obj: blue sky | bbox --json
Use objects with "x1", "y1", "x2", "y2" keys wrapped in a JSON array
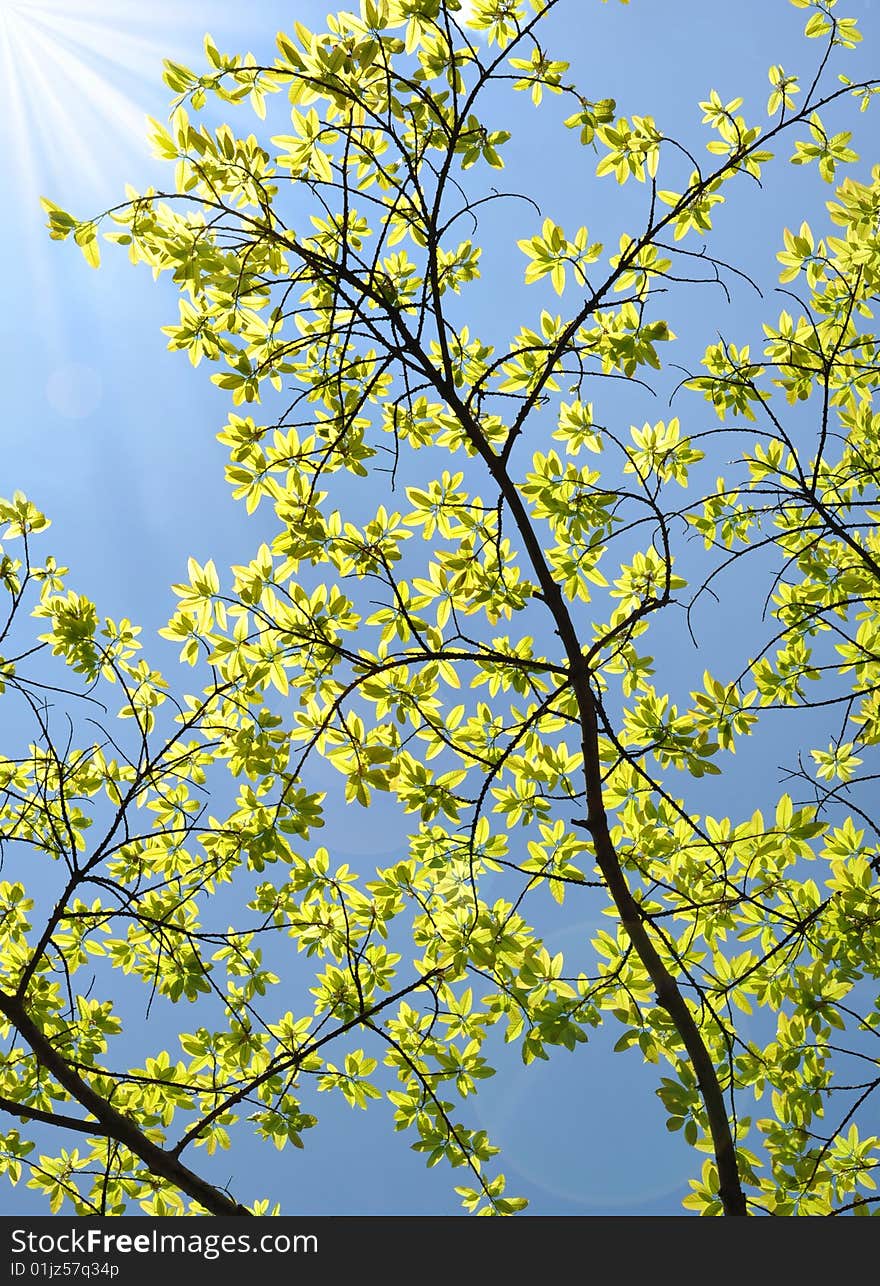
[{"x1": 1, "y1": 0, "x2": 879, "y2": 1217}]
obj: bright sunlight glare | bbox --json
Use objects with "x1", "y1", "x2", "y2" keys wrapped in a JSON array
[
  {"x1": 0, "y1": 0, "x2": 187, "y2": 199},
  {"x1": 0, "y1": 0, "x2": 215, "y2": 343}
]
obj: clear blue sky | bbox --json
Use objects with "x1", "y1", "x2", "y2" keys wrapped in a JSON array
[{"x1": 1, "y1": 0, "x2": 878, "y2": 1216}]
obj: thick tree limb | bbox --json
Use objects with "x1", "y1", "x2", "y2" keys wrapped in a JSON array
[{"x1": 0, "y1": 989, "x2": 251, "y2": 1216}]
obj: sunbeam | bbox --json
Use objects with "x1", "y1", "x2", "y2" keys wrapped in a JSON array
[{"x1": 0, "y1": 0, "x2": 214, "y2": 348}]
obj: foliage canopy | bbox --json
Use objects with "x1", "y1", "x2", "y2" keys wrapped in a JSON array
[{"x1": 2, "y1": 0, "x2": 880, "y2": 1216}]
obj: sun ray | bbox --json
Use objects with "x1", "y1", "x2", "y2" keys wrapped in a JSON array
[
  {"x1": 0, "y1": 0, "x2": 222, "y2": 204},
  {"x1": 0, "y1": 9, "x2": 60, "y2": 345},
  {"x1": 0, "y1": 0, "x2": 218, "y2": 362},
  {"x1": 13, "y1": 2, "x2": 181, "y2": 82},
  {"x1": 17, "y1": 20, "x2": 156, "y2": 170}
]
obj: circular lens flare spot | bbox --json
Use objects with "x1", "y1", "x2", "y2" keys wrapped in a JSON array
[{"x1": 46, "y1": 362, "x2": 102, "y2": 420}]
